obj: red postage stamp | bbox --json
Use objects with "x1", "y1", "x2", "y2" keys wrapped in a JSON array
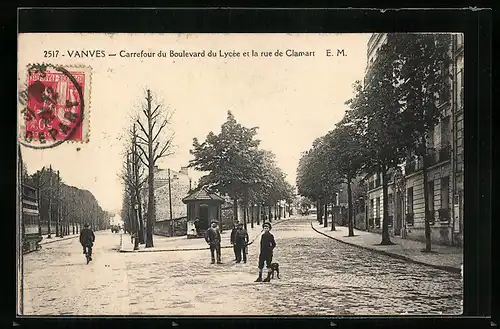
[{"x1": 19, "y1": 64, "x2": 91, "y2": 148}]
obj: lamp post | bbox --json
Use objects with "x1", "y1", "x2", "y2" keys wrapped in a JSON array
[{"x1": 133, "y1": 203, "x2": 140, "y2": 250}]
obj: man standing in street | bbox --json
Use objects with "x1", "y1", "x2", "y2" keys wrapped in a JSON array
[
  {"x1": 230, "y1": 220, "x2": 239, "y2": 261},
  {"x1": 234, "y1": 222, "x2": 249, "y2": 263},
  {"x1": 255, "y1": 222, "x2": 276, "y2": 282},
  {"x1": 205, "y1": 219, "x2": 222, "y2": 264}
]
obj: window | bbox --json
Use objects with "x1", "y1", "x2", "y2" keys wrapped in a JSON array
[
  {"x1": 376, "y1": 197, "x2": 381, "y2": 227},
  {"x1": 456, "y1": 69, "x2": 464, "y2": 110},
  {"x1": 455, "y1": 33, "x2": 464, "y2": 50},
  {"x1": 427, "y1": 127, "x2": 435, "y2": 149},
  {"x1": 370, "y1": 199, "x2": 375, "y2": 227},
  {"x1": 428, "y1": 181, "x2": 435, "y2": 224},
  {"x1": 441, "y1": 176, "x2": 450, "y2": 210},
  {"x1": 439, "y1": 62, "x2": 451, "y2": 103},
  {"x1": 441, "y1": 116, "x2": 451, "y2": 147},
  {"x1": 407, "y1": 187, "x2": 414, "y2": 214}
]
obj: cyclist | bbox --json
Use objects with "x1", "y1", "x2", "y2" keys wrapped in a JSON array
[{"x1": 79, "y1": 223, "x2": 95, "y2": 263}]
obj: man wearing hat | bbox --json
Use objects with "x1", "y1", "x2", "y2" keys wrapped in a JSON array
[
  {"x1": 234, "y1": 222, "x2": 249, "y2": 263},
  {"x1": 230, "y1": 220, "x2": 239, "y2": 261},
  {"x1": 255, "y1": 221, "x2": 276, "y2": 282},
  {"x1": 79, "y1": 223, "x2": 95, "y2": 261},
  {"x1": 205, "y1": 219, "x2": 222, "y2": 264}
]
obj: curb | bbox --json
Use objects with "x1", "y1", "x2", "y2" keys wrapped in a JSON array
[
  {"x1": 40, "y1": 235, "x2": 79, "y2": 246},
  {"x1": 310, "y1": 221, "x2": 461, "y2": 274},
  {"x1": 120, "y1": 217, "x2": 295, "y2": 253}
]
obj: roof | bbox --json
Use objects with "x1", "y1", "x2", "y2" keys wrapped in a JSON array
[{"x1": 182, "y1": 187, "x2": 225, "y2": 203}]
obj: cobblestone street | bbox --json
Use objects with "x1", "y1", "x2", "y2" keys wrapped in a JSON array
[{"x1": 22, "y1": 216, "x2": 462, "y2": 316}]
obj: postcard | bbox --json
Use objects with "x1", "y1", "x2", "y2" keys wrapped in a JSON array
[{"x1": 17, "y1": 33, "x2": 464, "y2": 316}]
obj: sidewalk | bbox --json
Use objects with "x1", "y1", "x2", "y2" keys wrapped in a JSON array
[
  {"x1": 39, "y1": 233, "x2": 79, "y2": 245},
  {"x1": 311, "y1": 221, "x2": 463, "y2": 274},
  {"x1": 120, "y1": 216, "x2": 295, "y2": 253}
]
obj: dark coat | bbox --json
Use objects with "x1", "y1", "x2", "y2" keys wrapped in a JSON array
[
  {"x1": 205, "y1": 227, "x2": 221, "y2": 245},
  {"x1": 259, "y1": 232, "x2": 276, "y2": 254},
  {"x1": 80, "y1": 228, "x2": 95, "y2": 246},
  {"x1": 234, "y1": 228, "x2": 249, "y2": 246},
  {"x1": 230, "y1": 226, "x2": 238, "y2": 244}
]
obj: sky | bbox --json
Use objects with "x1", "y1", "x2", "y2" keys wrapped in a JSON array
[{"x1": 18, "y1": 33, "x2": 371, "y2": 214}]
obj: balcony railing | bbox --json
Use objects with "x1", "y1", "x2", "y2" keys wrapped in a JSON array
[
  {"x1": 405, "y1": 213, "x2": 414, "y2": 226},
  {"x1": 438, "y1": 144, "x2": 451, "y2": 162}
]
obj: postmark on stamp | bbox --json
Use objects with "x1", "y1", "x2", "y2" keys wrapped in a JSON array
[{"x1": 18, "y1": 64, "x2": 92, "y2": 149}]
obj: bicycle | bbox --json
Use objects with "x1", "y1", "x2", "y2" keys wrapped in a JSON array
[{"x1": 83, "y1": 245, "x2": 93, "y2": 264}]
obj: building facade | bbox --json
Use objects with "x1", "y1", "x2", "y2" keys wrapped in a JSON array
[
  {"x1": 153, "y1": 166, "x2": 192, "y2": 221},
  {"x1": 364, "y1": 33, "x2": 464, "y2": 247},
  {"x1": 141, "y1": 166, "x2": 192, "y2": 236}
]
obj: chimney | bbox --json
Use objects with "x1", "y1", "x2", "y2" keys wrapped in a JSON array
[{"x1": 180, "y1": 166, "x2": 188, "y2": 176}]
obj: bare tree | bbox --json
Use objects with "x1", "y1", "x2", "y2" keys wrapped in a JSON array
[
  {"x1": 135, "y1": 89, "x2": 175, "y2": 248},
  {"x1": 119, "y1": 123, "x2": 149, "y2": 247}
]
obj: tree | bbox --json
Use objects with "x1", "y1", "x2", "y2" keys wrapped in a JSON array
[
  {"x1": 135, "y1": 89, "x2": 175, "y2": 248},
  {"x1": 189, "y1": 110, "x2": 262, "y2": 228},
  {"x1": 297, "y1": 138, "x2": 342, "y2": 228},
  {"x1": 316, "y1": 137, "x2": 343, "y2": 228},
  {"x1": 390, "y1": 33, "x2": 453, "y2": 252},
  {"x1": 346, "y1": 49, "x2": 408, "y2": 245},
  {"x1": 326, "y1": 107, "x2": 369, "y2": 236},
  {"x1": 119, "y1": 123, "x2": 148, "y2": 245},
  {"x1": 296, "y1": 148, "x2": 323, "y2": 223}
]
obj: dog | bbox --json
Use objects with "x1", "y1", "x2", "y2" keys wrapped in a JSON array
[{"x1": 270, "y1": 262, "x2": 280, "y2": 279}]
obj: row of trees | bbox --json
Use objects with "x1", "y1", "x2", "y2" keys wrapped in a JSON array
[
  {"x1": 297, "y1": 33, "x2": 452, "y2": 252},
  {"x1": 22, "y1": 162, "x2": 110, "y2": 237},
  {"x1": 120, "y1": 89, "x2": 175, "y2": 248},
  {"x1": 189, "y1": 111, "x2": 295, "y2": 230}
]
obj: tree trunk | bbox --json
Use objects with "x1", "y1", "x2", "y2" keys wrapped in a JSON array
[
  {"x1": 243, "y1": 194, "x2": 248, "y2": 231},
  {"x1": 137, "y1": 198, "x2": 145, "y2": 244},
  {"x1": 381, "y1": 165, "x2": 393, "y2": 245},
  {"x1": 319, "y1": 199, "x2": 324, "y2": 225},
  {"x1": 331, "y1": 204, "x2": 336, "y2": 231},
  {"x1": 422, "y1": 142, "x2": 432, "y2": 252},
  {"x1": 347, "y1": 178, "x2": 354, "y2": 236},
  {"x1": 323, "y1": 199, "x2": 328, "y2": 228},
  {"x1": 268, "y1": 206, "x2": 272, "y2": 222},
  {"x1": 55, "y1": 201, "x2": 59, "y2": 237},
  {"x1": 316, "y1": 200, "x2": 321, "y2": 223},
  {"x1": 145, "y1": 90, "x2": 155, "y2": 248},
  {"x1": 257, "y1": 205, "x2": 261, "y2": 225},
  {"x1": 251, "y1": 204, "x2": 254, "y2": 228},
  {"x1": 230, "y1": 196, "x2": 236, "y2": 222},
  {"x1": 47, "y1": 193, "x2": 52, "y2": 238}
]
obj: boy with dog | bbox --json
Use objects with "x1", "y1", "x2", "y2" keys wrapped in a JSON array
[{"x1": 255, "y1": 221, "x2": 277, "y2": 282}]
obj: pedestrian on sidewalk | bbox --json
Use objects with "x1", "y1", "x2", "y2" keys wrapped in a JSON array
[
  {"x1": 235, "y1": 222, "x2": 249, "y2": 263},
  {"x1": 79, "y1": 223, "x2": 95, "y2": 261},
  {"x1": 205, "y1": 220, "x2": 222, "y2": 264},
  {"x1": 255, "y1": 222, "x2": 276, "y2": 282},
  {"x1": 230, "y1": 220, "x2": 239, "y2": 261},
  {"x1": 194, "y1": 217, "x2": 201, "y2": 236}
]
